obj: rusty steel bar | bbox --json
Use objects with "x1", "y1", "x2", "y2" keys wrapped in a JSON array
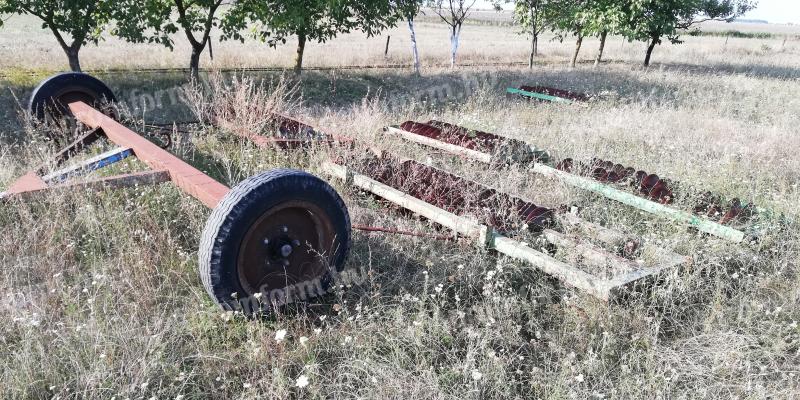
[
  {"x1": 345, "y1": 155, "x2": 555, "y2": 233},
  {"x1": 386, "y1": 126, "x2": 493, "y2": 163},
  {"x1": 324, "y1": 161, "x2": 487, "y2": 240},
  {"x1": 69, "y1": 101, "x2": 230, "y2": 209},
  {"x1": 39, "y1": 128, "x2": 104, "y2": 172},
  {"x1": 518, "y1": 85, "x2": 590, "y2": 102},
  {"x1": 352, "y1": 224, "x2": 455, "y2": 241}
]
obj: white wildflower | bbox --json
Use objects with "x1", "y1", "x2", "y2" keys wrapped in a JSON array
[
  {"x1": 275, "y1": 329, "x2": 287, "y2": 343},
  {"x1": 295, "y1": 374, "x2": 310, "y2": 388},
  {"x1": 471, "y1": 370, "x2": 483, "y2": 381}
]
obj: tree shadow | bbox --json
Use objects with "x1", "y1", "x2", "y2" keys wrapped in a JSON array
[
  {"x1": 291, "y1": 66, "x2": 684, "y2": 110},
  {"x1": 0, "y1": 65, "x2": 691, "y2": 147},
  {"x1": 652, "y1": 60, "x2": 800, "y2": 81}
]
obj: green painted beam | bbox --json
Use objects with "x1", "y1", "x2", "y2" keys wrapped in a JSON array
[
  {"x1": 506, "y1": 87, "x2": 574, "y2": 104},
  {"x1": 384, "y1": 120, "x2": 749, "y2": 243},
  {"x1": 532, "y1": 164, "x2": 746, "y2": 243}
]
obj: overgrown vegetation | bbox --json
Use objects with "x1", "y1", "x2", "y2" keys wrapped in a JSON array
[
  {"x1": 1, "y1": 53, "x2": 799, "y2": 397},
  {"x1": 0, "y1": 3, "x2": 799, "y2": 398}
]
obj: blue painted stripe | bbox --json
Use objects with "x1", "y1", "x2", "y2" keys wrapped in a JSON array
[{"x1": 49, "y1": 149, "x2": 134, "y2": 183}]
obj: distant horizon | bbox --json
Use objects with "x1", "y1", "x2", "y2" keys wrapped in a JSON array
[{"x1": 471, "y1": 0, "x2": 800, "y2": 25}]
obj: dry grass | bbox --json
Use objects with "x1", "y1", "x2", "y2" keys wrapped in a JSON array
[
  {"x1": 1, "y1": 13, "x2": 799, "y2": 74},
  {"x1": 0, "y1": 15, "x2": 799, "y2": 400}
]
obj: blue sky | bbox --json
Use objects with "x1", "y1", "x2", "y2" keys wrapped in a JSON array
[{"x1": 473, "y1": 0, "x2": 800, "y2": 24}]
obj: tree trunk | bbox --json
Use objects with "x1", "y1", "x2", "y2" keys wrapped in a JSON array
[
  {"x1": 66, "y1": 47, "x2": 82, "y2": 72},
  {"x1": 450, "y1": 24, "x2": 461, "y2": 68},
  {"x1": 408, "y1": 19, "x2": 421, "y2": 75},
  {"x1": 644, "y1": 35, "x2": 658, "y2": 67},
  {"x1": 189, "y1": 46, "x2": 202, "y2": 81},
  {"x1": 49, "y1": 26, "x2": 83, "y2": 72},
  {"x1": 571, "y1": 34, "x2": 583, "y2": 68},
  {"x1": 529, "y1": 4, "x2": 536, "y2": 69},
  {"x1": 529, "y1": 33, "x2": 536, "y2": 69},
  {"x1": 294, "y1": 33, "x2": 307, "y2": 75},
  {"x1": 594, "y1": 30, "x2": 607, "y2": 67}
]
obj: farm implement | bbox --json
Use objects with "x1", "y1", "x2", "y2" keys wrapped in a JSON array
[
  {"x1": 1, "y1": 73, "x2": 352, "y2": 316},
  {"x1": 202, "y1": 111, "x2": 696, "y2": 301},
  {"x1": 386, "y1": 121, "x2": 757, "y2": 243},
  {"x1": 322, "y1": 154, "x2": 688, "y2": 301},
  {"x1": 2, "y1": 72, "x2": 765, "y2": 312},
  {"x1": 506, "y1": 85, "x2": 590, "y2": 104}
]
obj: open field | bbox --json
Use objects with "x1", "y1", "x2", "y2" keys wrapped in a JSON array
[
  {"x1": 1, "y1": 14, "x2": 799, "y2": 400},
  {"x1": 1, "y1": 13, "x2": 800, "y2": 75}
]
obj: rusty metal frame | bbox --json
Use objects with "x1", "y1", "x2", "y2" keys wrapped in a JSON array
[
  {"x1": 216, "y1": 112, "x2": 352, "y2": 150},
  {"x1": 323, "y1": 160, "x2": 688, "y2": 301},
  {"x1": 1, "y1": 101, "x2": 231, "y2": 209},
  {"x1": 385, "y1": 124, "x2": 747, "y2": 243}
]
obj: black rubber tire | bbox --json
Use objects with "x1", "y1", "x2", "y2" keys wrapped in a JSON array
[
  {"x1": 28, "y1": 72, "x2": 116, "y2": 122},
  {"x1": 199, "y1": 169, "x2": 351, "y2": 316}
]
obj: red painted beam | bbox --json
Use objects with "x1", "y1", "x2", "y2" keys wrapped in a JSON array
[
  {"x1": 69, "y1": 101, "x2": 230, "y2": 209},
  {"x1": 2, "y1": 170, "x2": 170, "y2": 201},
  {"x1": 6, "y1": 172, "x2": 47, "y2": 195}
]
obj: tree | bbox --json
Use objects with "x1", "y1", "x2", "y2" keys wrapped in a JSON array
[
  {"x1": 547, "y1": 0, "x2": 591, "y2": 68},
  {"x1": 508, "y1": 0, "x2": 553, "y2": 69},
  {"x1": 115, "y1": 0, "x2": 225, "y2": 80},
  {"x1": 0, "y1": 0, "x2": 115, "y2": 71},
  {"x1": 581, "y1": 0, "x2": 626, "y2": 66},
  {"x1": 395, "y1": 0, "x2": 425, "y2": 75},
  {"x1": 549, "y1": 0, "x2": 625, "y2": 68},
  {"x1": 225, "y1": 0, "x2": 400, "y2": 75},
  {"x1": 502, "y1": 0, "x2": 617, "y2": 69},
  {"x1": 624, "y1": 0, "x2": 756, "y2": 67},
  {"x1": 431, "y1": 0, "x2": 478, "y2": 68}
]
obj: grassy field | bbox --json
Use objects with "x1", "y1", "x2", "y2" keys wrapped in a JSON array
[{"x1": 1, "y1": 13, "x2": 799, "y2": 400}]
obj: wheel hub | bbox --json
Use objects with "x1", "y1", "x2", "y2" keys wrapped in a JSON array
[{"x1": 236, "y1": 201, "x2": 336, "y2": 297}]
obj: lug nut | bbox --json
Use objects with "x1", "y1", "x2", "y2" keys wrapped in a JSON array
[{"x1": 280, "y1": 244, "x2": 293, "y2": 258}]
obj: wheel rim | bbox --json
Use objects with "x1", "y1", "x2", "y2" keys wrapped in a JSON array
[
  {"x1": 39, "y1": 89, "x2": 116, "y2": 125},
  {"x1": 236, "y1": 200, "x2": 337, "y2": 297}
]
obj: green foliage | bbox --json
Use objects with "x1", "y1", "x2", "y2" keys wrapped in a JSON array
[
  {"x1": 395, "y1": 0, "x2": 425, "y2": 21},
  {"x1": 578, "y1": 0, "x2": 628, "y2": 36},
  {"x1": 113, "y1": 0, "x2": 225, "y2": 50},
  {"x1": 113, "y1": 0, "x2": 226, "y2": 77},
  {"x1": 623, "y1": 0, "x2": 757, "y2": 45},
  {"x1": 511, "y1": 0, "x2": 552, "y2": 37},
  {"x1": 223, "y1": 0, "x2": 401, "y2": 47},
  {"x1": 0, "y1": 0, "x2": 113, "y2": 47},
  {"x1": 0, "y1": 0, "x2": 118, "y2": 70},
  {"x1": 506, "y1": 0, "x2": 625, "y2": 41}
]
